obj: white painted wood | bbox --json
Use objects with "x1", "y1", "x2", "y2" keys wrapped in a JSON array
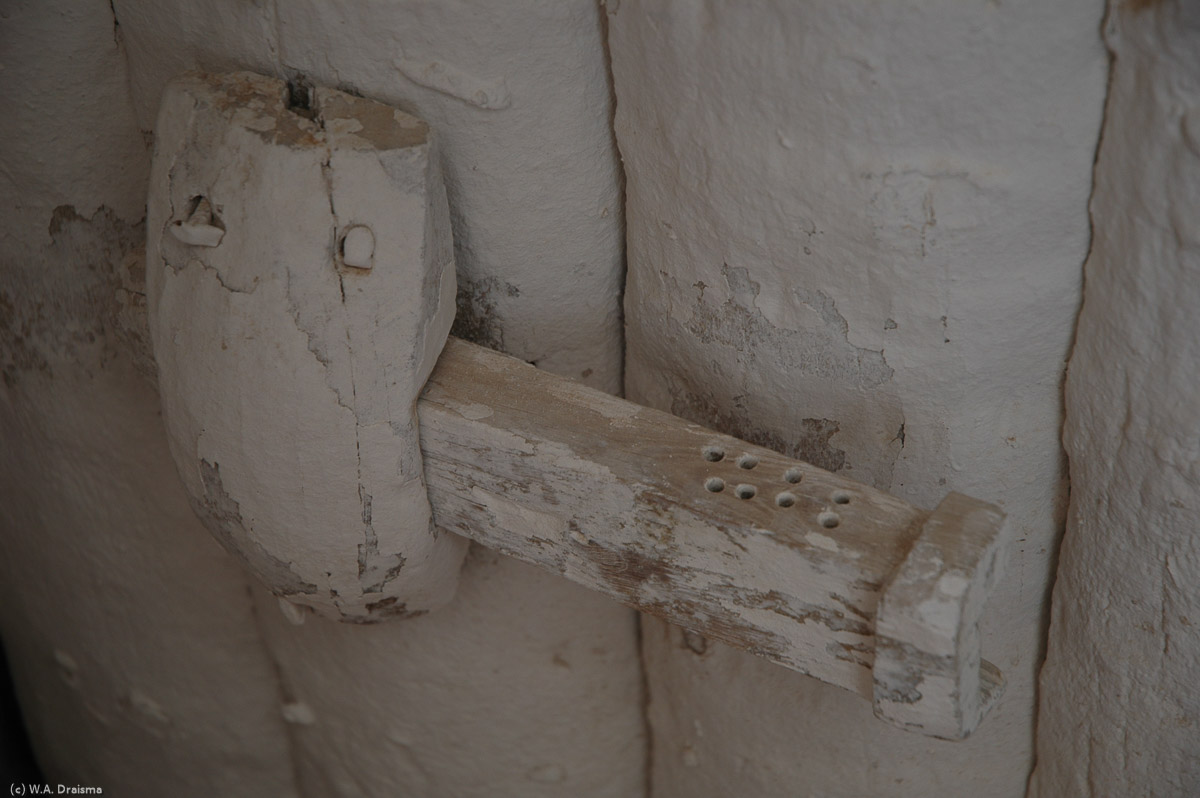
[
  {"x1": 418, "y1": 338, "x2": 1007, "y2": 737},
  {"x1": 873, "y1": 493, "x2": 1008, "y2": 739},
  {"x1": 146, "y1": 71, "x2": 466, "y2": 622},
  {"x1": 145, "y1": 68, "x2": 1007, "y2": 741}
]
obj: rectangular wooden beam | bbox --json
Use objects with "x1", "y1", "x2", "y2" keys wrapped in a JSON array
[{"x1": 417, "y1": 337, "x2": 1007, "y2": 739}]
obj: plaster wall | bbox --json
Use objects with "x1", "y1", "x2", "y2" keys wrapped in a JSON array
[
  {"x1": 115, "y1": 0, "x2": 627, "y2": 394},
  {"x1": 10, "y1": 2, "x2": 1195, "y2": 796},
  {"x1": 1030, "y1": 3, "x2": 1200, "y2": 795},
  {"x1": 0, "y1": 2, "x2": 301, "y2": 794},
  {"x1": 1, "y1": 0, "x2": 642, "y2": 794},
  {"x1": 607, "y1": 1, "x2": 1107, "y2": 795}
]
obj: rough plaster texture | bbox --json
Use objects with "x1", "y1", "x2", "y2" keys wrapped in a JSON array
[
  {"x1": 2, "y1": 0, "x2": 643, "y2": 794},
  {"x1": 114, "y1": 0, "x2": 626, "y2": 394},
  {"x1": 0, "y1": 3, "x2": 301, "y2": 794},
  {"x1": 254, "y1": 545, "x2": 644, "y2": 798},
  {"x1": 16, "y1": 1, "x2": 1194, "y2": 795},
  {"x1": 1030, "y1": 3, "x2": 1200, "y2": 795},
  {"x1": 608, "y1": 1, "x2": 1106, "y2": 794}
]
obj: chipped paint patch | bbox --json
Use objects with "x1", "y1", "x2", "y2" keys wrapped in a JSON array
[
  {"x1": 1, "y1": 205, "x2": 150, "y2": 388},
  {"x1": 805, "y1": 532, "x2": 840, "y2": 552},
  {"x1": 196, "y1": 459, "x2": 319, "y2": 596},
  {"x1": 686, "y1": 265, "x2": 892, "y2": 387},
  {"x1": 442, "y1": 399, "x2": 493, "y2": 420}
]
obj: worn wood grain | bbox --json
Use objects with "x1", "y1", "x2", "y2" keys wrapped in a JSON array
[
  {"x1": 873, "y1": 493, "x2": 1008, "y2": 739},
  {"x1": 418, "y1": 337, "x2": 1007, "y2": 737}
]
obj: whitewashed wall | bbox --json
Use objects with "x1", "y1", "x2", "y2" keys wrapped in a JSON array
[
  {"x1": 0, "y1": 2, "x2": 301, "y2": 794},
  {"x1": 0, "y1": 1, "x2": 641, "y2": 794},
  {"x1": 608, "y1": 1, "x2": 1106, "y2": 794},
  {"x1": 1030, "y1": 2, "x2": 1200, "y2": 795},
  {"x1": 9, "y1": 1, "x2": 1200, "y2": 796},
  {"x1": 117, "y1": 0, "x2": 627, "y2": 394}
]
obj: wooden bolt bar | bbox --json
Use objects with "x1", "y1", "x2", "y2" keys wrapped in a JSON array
[{"x1": 417, "y1": 337, "x2": 1008, "y2": 740}]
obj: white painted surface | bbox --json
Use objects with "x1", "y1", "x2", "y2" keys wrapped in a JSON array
[
  {"x1": 115, "y1": 0, "x2": 626, "y2": 393},
  {"x1": 12, "y1": 1, "x2": 1199, "y2": 795},
  {"x1": 417, "y1": 338, "x2": 1009, "y2": 732},
  {"x1": 0, "y1": 4, "x2": 301, "y2": 794},
  {"x1": 1030, "y1": 3, "x2": 1200, "y2": 795},
  {"x1": 872, "y1": 494, "x2": 1008, "y2": 740},
  {"x1": 2, "y1": 0, "x2": 642, "y2": 794},
  {"x1": 254, "y1": 546, "x2": 644, "y2": 798},
  {"x1": 608, "y1": 0, "x2": 1106, "y2": 794},
  {"x1": 146, "y1": 72, "x2": 466, "y2": 620}
]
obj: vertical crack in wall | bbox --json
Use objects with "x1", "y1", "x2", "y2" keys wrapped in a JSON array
[
  {"x1": 597, "y1": 0, "x2": 629, "y2": 401},
  {"x1": 598, "y1": 2, "x2": 647, "y2": 793},
  {"x1": 266, "y1": 0, "x2": 285, "y2": 80},
  {"x1": 106, "y1": 0, "x2": 120, "y2": 46},
  {"x1": 1027, "y1": 6, "x2": 1117, "y2": 794},
  {"x1": 1066, "y1": 4, "x2": 1119, "y2": 365},
  {"x1": 106, "y1": 0, "x2": 153, "y2": 154},
  {"x1": 635, "y1": 616, "x2": 654, "y2": 798}
]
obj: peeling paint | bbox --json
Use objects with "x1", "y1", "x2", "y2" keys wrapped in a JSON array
[
  {"x1": 451, "y1": 274, "x2": 518, "y2": 351},
  {"x1": 148, "y1": 73, "x2": 466, "y2": 621},
  {"x1": 685, "y1": 265, "x2": 892, "y2": 387},
  {"x1": 805, "y1": 531, "x2": 840, "y2": 552},
  {"x1": 196, "y1": 459, "x2": 318, "y2": 596},
  {"x1": 356, "y1": 490, "x2": 408, "y2": 593},
  {"x1": 668, "y1": 388, "x2": 849, "y2": 474},
  {"x1": 1, "y1": 205, "x2": 150, "y2": 387}
]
